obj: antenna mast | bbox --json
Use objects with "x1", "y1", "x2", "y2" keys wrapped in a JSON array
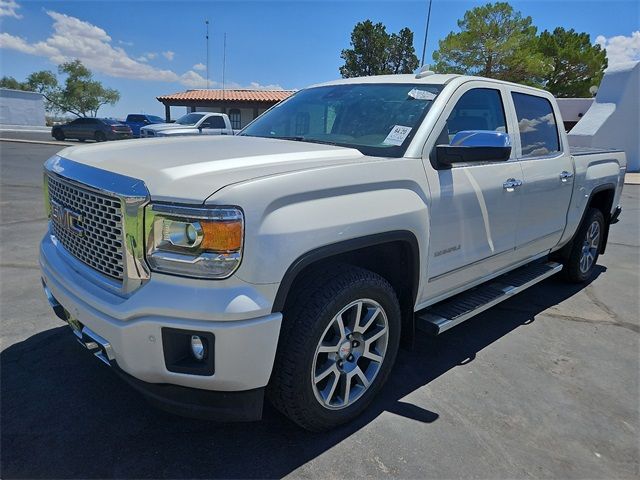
[
  {"x1": 205, "y1": 19, "x2": 210, "y2": 89},
  {"x1": 420, "y1": 0, "x2": 433, "y2": 66},
  {"x1": 222, "y1": 33, "x2": 227, "y2": 96}
]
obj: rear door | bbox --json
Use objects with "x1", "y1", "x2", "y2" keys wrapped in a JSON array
[
  {"x1": 508, "y1": 90, "x2": 574, "y2": 258},
  {"x1": 421, "y1": 82, "x2": 523, "y2": 301}
]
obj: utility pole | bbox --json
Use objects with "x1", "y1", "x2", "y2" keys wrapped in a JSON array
[
  {"x1": 420, "y1": 0, "x2": 433, "y2": 67},
  {"x1": 205, "y1": 19, "x2": 210, "y2": 89}
]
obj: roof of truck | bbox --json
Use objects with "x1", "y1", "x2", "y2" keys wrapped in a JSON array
[{"x1": 310, "y1": 72, "x2": 552, "y2": 97}]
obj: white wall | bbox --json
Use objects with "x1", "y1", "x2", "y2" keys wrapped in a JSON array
[
  {"x1": 556, "y1": 98, "x2": 594, "y2": 122},
  {"x1": 568, "y1": 61, "x2": 640, "y2": 172},
  {"x1": 0, "y1": 88, "x2": 46, "y2": 126}
]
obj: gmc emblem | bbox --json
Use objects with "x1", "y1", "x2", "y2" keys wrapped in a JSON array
[{"x1": 51, "y1": 200, "x2": 84, "y2": 237}]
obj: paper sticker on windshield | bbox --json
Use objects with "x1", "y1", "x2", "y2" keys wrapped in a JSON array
[
  {"x1": 408, "y1": 88, "x2": 436, "y2": 101},
  {"x1": 384, "y1": 125, "x2": 412, "y2": 146}
]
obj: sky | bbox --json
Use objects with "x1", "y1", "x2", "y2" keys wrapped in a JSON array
[{"x1": 1, "y1": 0, "x2": 638, "y2": 118}]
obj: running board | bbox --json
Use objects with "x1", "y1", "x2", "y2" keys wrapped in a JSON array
[{"x1": 416, "y1": 261, "x2": 563, "y2": 335}]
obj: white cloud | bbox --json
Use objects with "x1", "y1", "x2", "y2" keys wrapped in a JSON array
[
  {"x1": 246, "y1": 82, "x2": 283, "y2": 90},
  {"x1": 0, "y1": 0, "x2": 22, "y2": 19},
  {"x1": 180, "y1": 70, "x2": 208, "y2": 88},
  {"x1": 0, "y1": 9, "x2": 285, "y2": 91},
  {"x1": 192, "y1": 63, "x2": 206, "y2": 71},
  {"x1": 118, "y1": 40, "x2": 133, "y2": 46},
  {"x1": 595, "y1": 32, "x2": 640, "y2": 66}
]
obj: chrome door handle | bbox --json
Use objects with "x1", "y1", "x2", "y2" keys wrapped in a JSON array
[
  {"x1": 560, "y1": 170, "x2": 574, "y2": 182},
  {"x1": 503, "y1": 178, "x2": 523, "y2": 191}
]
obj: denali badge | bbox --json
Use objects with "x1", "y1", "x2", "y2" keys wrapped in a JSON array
[{"x1": 51, "y1": 200, "x2": 84, "y2": 237}]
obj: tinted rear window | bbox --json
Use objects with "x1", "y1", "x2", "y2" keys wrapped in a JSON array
[{"x1": 512, "y1": 92, "x2": 560, "y2": 158}]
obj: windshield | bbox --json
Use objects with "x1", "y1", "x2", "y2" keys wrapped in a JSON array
[
  {"x1": 175, "y1": 113, "x2": 205, "y2": 125},
  {"x1": 240, "y1": 83, "x2": 442, "y2": 157},
  {"x1": 101, "y1": 118, "x2": 122, "y2": 125},
  {"x1": 148, "y1": 115, "x2": 164, "y2": 123}
]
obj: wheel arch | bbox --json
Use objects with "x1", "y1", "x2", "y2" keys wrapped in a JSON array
[{"x1": 272, "y1": 231, "x2": 420, "y2": 346}]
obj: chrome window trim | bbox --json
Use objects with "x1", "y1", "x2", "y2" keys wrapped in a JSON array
[{"x1": 44, "y1": 155, "x2": 150, "y2": 296}]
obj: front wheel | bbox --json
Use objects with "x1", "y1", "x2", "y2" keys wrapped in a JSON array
[
  {"x1": 53, "y1": 130, "x2": 65, "y2": 141},
  {"x1": 268, "y1": 265, "x2": 401, "y2": 431},
  {"x1": 94, "y1": 131, "x2": 106, "y2": 142},
  {"x1": 562, "y1": 208, "x2": 605, "y2": 283}
]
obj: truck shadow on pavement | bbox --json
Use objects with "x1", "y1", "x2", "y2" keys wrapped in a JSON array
[{"x1": 1, "y1": 269, "x2": 604, "y2": 479}]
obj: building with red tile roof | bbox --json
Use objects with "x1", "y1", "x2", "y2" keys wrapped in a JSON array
[{"x1": 156, "y1": 89, "x2": 295, "y2": 128}]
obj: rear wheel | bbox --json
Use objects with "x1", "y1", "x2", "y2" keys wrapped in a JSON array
[
  {"x1": 268, "y1": 265, "x2": 401, "y2": 431},
  {"x1": 53, "y1": 130, "x2": 65, "y2": 141},
  {"x1": 94, "y1": 131, "x2": 106, "y2": 142},
  {"x1": 562, "y1": 208, "x2": 605, "y2": 283}
]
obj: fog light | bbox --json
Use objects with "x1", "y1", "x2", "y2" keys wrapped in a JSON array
[{"x1": 191, "y1": 335, "x2": 205, "y2": 361}]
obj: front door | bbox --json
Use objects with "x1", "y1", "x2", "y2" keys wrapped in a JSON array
[
  {"x1": 421, "y1": 84, "x2": 523, "y2": 303},
  {"x1": 509, "y1": 90, "x2": 574, "y2": 258}
]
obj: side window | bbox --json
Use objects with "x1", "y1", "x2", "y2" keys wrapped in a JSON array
[
  {"x1": 512, "y1": 92, "x2": 560, "y2": 158},
  {"x1": 201, "y1": 116, "x2": 226, "y2": 129},
  {"x1": 228, "y1": 109, "x2": 241, "y2": 129},
  {"x1": 438, "y1": 88, "x2": 507, "y2": 145}
]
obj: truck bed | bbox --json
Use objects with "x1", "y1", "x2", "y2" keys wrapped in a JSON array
[{"x1": 570, "y1": 146, "x2": 623, "y2": 156}]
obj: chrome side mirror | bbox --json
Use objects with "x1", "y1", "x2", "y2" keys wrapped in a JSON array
[{"x1": 437, "y1": 130, "x2": 511, "y2": 166}]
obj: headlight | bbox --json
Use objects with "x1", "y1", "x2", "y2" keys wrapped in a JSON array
[{"x1": 145, "y1": 204, "x2": 243, "y2": 279}]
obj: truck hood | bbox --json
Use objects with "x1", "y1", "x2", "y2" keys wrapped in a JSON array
[{"x1": 57, "y1": 135, "x2": 365, "y2": 202}]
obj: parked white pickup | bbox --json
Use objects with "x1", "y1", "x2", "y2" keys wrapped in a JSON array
[
  {"x1": 139, "y1": 112, "x2": 233, "y2": 137},
  {"x1": 40, "y1": 70, "x2": 626, "y2": 431}
]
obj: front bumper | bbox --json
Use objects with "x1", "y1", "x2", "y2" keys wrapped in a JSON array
[{"x1": 40, "y1": 233, "x2": 282, "y2": 419}]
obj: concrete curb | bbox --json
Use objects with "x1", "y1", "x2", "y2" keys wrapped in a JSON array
[{"x1": 0, "y1": 138, "x2": 74, "y2": 147}]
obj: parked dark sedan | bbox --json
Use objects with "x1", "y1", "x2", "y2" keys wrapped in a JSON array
[{"x1": 51, "y1": 118, "x2": 132, "y2": 142}]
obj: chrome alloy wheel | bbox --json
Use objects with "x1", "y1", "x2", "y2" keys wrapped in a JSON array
[
  {"x1": 579, "y1": 220, "x2": 600, "y2": 274},
  {"x1": 311, "y1": 298, "x2": 389, "y2": 410}
]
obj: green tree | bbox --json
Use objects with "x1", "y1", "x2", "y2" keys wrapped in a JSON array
[
  {"x1": 340, "y1": 20, "x2": 419, "y2": 77},
  {"x1": 0, "y1": 76, "x2": 28, "y2": 90},
  {"x1": 432, "y1": 2, "x2": 548, "y2": 85},
  {"x1": 537, "y1": 27, "x2": 607, "y2": 97},
  {"x1": 22, "y1": 60, "x2": 120, "y2": 117}
]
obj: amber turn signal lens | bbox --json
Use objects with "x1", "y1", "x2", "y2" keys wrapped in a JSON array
[{"x1": 200, "y1": 220, "x2": 243, "y2": 252}]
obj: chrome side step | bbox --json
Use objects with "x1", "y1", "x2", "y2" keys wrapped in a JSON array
[{"x1": 417, "y1": 261, "x2": 563, "y2": 335}]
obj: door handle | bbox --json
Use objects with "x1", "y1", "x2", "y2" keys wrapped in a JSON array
[
  {"x1": 560, "y1": 170, "x2": 574, "y2": 182},
  {"x1": 503, "y1": 178, "x2": 523, "y2": 192}
]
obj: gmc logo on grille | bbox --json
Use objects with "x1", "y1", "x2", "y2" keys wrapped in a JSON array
[{"x1": 51, "y1": 200, "x2": 84, "y2": 237}]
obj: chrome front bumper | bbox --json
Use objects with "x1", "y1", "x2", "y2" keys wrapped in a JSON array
[{"x1": 40, "y1": 232, "x2": 282, "y2": 392}]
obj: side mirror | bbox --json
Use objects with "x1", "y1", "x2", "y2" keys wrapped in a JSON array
[
  {"x1": 198, "y1": 126, "x2": 203, "y2": 133},
  {"x1": 436, "y1": 130, "x2": 511, "y2": 166}
]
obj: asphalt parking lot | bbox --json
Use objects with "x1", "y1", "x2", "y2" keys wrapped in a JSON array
[{"x1": 1, "y1": 140, "x2": 638, "y2": 479}]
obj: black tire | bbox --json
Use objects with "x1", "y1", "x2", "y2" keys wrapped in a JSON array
[
  {"x1": 562, "y1": 208, "x2": 605, "y2": 283},
  {"x1": 94, "y1": 131, "x2": 106, "y2": 142},
  {"x1": 52, "y1": 129, "x2": 65, "y2": 141},
  {"x1": 268, "y1": 265, "x2": 401, "y2": 431}
]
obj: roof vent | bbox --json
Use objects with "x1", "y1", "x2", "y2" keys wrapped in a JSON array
[{"x1": 415, "y1": 66, "x2": 435, "y2": 79}]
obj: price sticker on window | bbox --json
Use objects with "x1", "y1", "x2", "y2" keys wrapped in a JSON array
[
  {"x1": 383, "y1": 125, "x2": 412, "y2": 146},
  {"x1": 408, "y1": 88, "x2": 437, "y2": 101}
]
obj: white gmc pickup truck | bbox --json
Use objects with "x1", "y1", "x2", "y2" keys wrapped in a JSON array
[
  {"x1": 139, "y1": 112, "x2": 233, "y2": 137},
  {"x1": 40, "y1": 71, "x2": 626, "y2": 431}
]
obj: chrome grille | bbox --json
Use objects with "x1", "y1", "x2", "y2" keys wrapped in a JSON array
[{"x1": 47, "y1": 174, "x2": 124, "y2": 280}]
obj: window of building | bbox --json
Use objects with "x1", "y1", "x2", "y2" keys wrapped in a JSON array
[
  {"x1": 512, "y1": 92, "x2": 560, "y2": 158},
  {"x1": 229, "y1": 109, "x2": 241, "y2": 129}
]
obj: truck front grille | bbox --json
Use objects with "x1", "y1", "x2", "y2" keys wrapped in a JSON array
[{"x1": 47, "y1": 174, "x2": 125, "y2": 280}]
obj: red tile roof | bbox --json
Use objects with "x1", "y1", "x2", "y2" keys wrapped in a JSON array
[{"x1": 157, "y1": 89, "x2": 295, "y2": 103}]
